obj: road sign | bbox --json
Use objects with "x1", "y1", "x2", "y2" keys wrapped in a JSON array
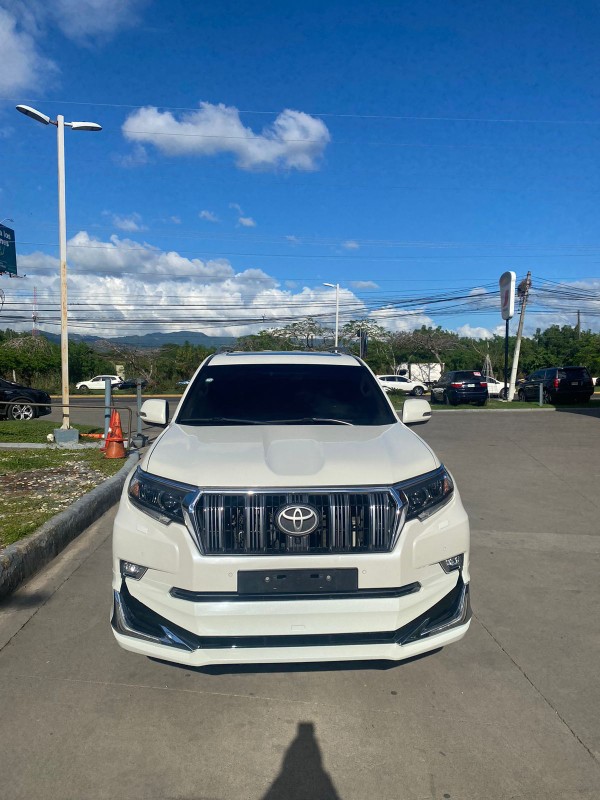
[
  {"x1": 499, "y1": 271, "x2": 516, "y2": 320},
  {"x1": 0, "y1": 224, "x2": 17, "y2": 276}
]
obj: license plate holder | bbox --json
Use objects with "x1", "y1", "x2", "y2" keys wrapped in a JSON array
[{"x1": 238, "y1": 568, "x2": 359, "y2": 595}]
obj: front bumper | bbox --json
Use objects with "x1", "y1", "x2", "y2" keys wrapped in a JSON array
[{"x1": 111, "y1": 575, "x2": 471, "y2": 666}]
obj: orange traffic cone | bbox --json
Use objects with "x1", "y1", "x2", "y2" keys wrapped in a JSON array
[
  {"x1": 100, "y1": 409, "x2": 116, "y2": 451},
  {"x1": 104, "y1": 410, "x2": 126, "y2": 459}
]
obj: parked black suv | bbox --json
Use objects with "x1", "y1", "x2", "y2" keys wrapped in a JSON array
[
  {"x1": 0, "y1": 378, "x2": 52, "y2": 421},
  {"x1": 517, "y1": 366, "x2": 594, "y2": 404},
  {"x1": 431, "y1": 370, "x2": 489, "y2": 406}
]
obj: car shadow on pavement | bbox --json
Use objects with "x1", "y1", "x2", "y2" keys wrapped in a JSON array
[
  {"x1": 150, "y1": 649, "x2": 441, "y2": 676},
  {"x1": 553, "y1": 405, "x2": 600, "y2": 418},
  {"x1": 261, "y1": 722, "x2": 341, "y2": 800},
  {"x1": 0, "y1": 589, "x2": 50, "y2": 610}
]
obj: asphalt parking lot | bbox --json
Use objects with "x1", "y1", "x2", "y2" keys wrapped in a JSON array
[{"x1": 1, "y1": 409, "x2": 599, "y2": 799}]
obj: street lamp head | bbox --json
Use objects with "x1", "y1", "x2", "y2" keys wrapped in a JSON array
[
  {"x1": 70, "y1": 121, "x2": 102, "y2": 132},
  {"x1": 16, "y1": 104, "x2": 51, "y2": 125},
  {"x1": 323, "y1": 282, "x2": 335, "y2": 288}
]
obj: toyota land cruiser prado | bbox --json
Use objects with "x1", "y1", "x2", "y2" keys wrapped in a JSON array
[{"x1": 112, "y1": 351, "x2": 471, "y2": 666}]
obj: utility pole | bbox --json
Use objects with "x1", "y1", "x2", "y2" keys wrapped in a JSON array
[
  {"x1": 576, "y1": 310, "x2": 581, "y2": 337},
  {"x1": 507, "y1": 271, "x2": 532, "y2": 401}
]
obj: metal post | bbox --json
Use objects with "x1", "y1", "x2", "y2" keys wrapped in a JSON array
[
  {"x1": 57, "y1": 115, "x2": 70, "y2": 430},
  {"x1": 334, "y1": 283, "x2": 339, "y2": 350},
  {"x1": 504, "y1": 319, "x2": 509, "y2": 401},
  {"x1": 507, "y1": 272, "x2": 532, "y2": 401},
  {"x1": 104, "y1": 378, "x2": 112, "y2": 441},
  {"x1": 136, "y1": 379, "x2": 143, "y2": 438},
  {"x1": 539, "y1": 381, "x2": 543, "y2": 407}
]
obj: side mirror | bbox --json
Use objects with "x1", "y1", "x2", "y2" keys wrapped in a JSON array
[
  {"x1": 401, "y1": 397, "x2": 432, "y2": 426},
  {"x1": 139, "y1": 398, "x2": 169, "y2": 427}
]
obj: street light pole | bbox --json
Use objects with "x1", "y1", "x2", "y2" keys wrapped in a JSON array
[
  {"x1": 16, "y1": 105, "x2": 101, "y2": 429},
  {"x1": 323, "y1": 282, "x2": 339, "y2": 349},
  {"x1": 57, "y1": 115, "x2": 70, "y2": 429}
]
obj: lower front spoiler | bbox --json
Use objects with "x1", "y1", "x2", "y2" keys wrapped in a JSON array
[{"x1": 112, "y1": 577, "x2": 471, "y2": 667}]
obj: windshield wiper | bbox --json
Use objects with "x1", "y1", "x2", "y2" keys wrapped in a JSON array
[
  {"x1": 261, "y1": 417, "x2": 354, "y2": 426},
  {"x1": 177, "y1": 417, "x2": 262, "y2": 425},
  {"x1": 178, "y1": 416, "x2": 354, "y2": 426}
]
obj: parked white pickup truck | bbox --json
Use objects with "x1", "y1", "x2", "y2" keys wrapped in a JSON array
[{"x1": 112, "y1": 351, "x2": 471, "y2": 667}]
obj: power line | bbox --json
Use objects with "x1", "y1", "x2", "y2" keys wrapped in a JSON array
[{"x1": 14, "y1": 98, "x2": 600, "y2": 126}]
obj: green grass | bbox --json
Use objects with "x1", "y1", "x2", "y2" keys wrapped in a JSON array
[
  {"x1": 0, "y1": 420, "x2": 101, "y2": 443},
  {"x1": 0, "y1": 448, "x2": 123, "y2": 549}
]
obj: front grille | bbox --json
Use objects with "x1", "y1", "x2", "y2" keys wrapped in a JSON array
[{"x1": 192, "y1": 490, "x2": 402, "y2": 555}]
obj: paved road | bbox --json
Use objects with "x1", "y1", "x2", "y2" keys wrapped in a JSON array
[{"x1": 1, "y1": 410, "x2": 599, "y2": 799}]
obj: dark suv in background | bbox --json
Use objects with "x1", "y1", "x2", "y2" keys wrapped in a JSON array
[
  {"x1": 431, "y1": 371, "x2": 488, "y2": 406},
  {"x1": 517, "y1": 366, "x2": 594, "y2": 404},
  {"x1": 0, "y1": 378, "x2": 52, "y2": 421}
]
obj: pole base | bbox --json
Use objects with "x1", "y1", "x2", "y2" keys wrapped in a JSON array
[{"x1": 53, "y1": 428, "x2": 79, "y2": 445}]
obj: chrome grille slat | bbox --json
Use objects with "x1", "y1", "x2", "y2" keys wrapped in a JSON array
[{"x1": 196, "y1": 489, "x2": 402, "y2": 555}]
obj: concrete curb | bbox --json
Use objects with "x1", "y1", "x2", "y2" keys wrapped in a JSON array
[{"x1": 0, "y1": 451, "x2": 139, "y2": 600}]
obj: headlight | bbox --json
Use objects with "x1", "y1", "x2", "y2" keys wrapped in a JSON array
[
  {"x1": 397, "y1": 467, "x2": 454, "y2": 521},
  {"x1": 128, "y1": 467, "x2": 194, "y2": 524}
]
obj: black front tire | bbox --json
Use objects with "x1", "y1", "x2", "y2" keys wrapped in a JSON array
[
  {"x1": 79, "y1": 385, "x2": 90, "y2": 394},
  {"x1": 518, "y1": 390, "x2": 526, "y2": 402},
  {"x1": 8, "y1": 400, "x2": 37, "y2": 421},
  {"x1": 412, "y1": 386, "x2": 424, "y2": 396}
]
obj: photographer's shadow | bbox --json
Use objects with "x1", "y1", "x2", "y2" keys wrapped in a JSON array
[{"x1": 262, "y1": 721, "x2": 341, "y2": 800}]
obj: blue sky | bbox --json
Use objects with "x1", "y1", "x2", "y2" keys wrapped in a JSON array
[{"x1": 1, "y1": 0, "x2": 600, "y2": 338}]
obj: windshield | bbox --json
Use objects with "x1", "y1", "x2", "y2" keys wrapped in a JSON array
[{"x1": 176, "y1": 363, "x2": 396, "y2": 426}]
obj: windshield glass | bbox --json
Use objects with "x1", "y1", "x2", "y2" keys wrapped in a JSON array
[{"x1": 176, "y1": 363, "x2": 396, "y2": 426}]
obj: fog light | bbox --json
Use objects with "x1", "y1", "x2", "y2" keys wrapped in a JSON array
[
  {"x1": 120, "y1": 560, "x2": 147, "y2": 580},
  {"x1": 440, "y1": 554, "x2": 464, "y2": 573}
]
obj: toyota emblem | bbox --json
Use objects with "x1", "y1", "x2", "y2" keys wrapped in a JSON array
[{"x1": 275, "y1": 504, "x2": 319, "y2": 536}]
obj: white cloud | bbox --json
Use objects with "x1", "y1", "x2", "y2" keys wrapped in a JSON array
[
  {"x1": 15, "y1": 233, "x2": 367, "y2": 337},
  {"x1": 286, "y1": 235, "x2": 300, "y2": 244},
  {"x1": 1, "y1": 1, "x2": 146, "y2": 100},
  {"x1": 351, "y1": 280, "x2": 379, "y2": 290},
  {"x1": 113, "y1": 143, "x2": 148, "y2": 168},
  {"x1": 111, "y1": 212, "x2": 146, "y2": 232},
  {"x1": 199, "y1": 210, "x2": 219, "y2": 223},
  {"x1": 50, "y1": 0, "x2": 147, "y2": 43},
  {"x1": 342, "y1": 240, "x2": 360, "y2": 250},
  {"x1": 169, "y1": 216, "x2": 181, "y2": 225},
  {"x1": 456, "y1": 324, "x2": 494, "y2": 340},
  {"x1": 370, "y1": 307, "x2": 436, "y2": 332},
  {"x1": 0, "y1": 7, "x2": 57, "y2": 97},
  {"x1": 122, "y1": 102, "x2": 331, "y2": 171},
  {"x1": 229, "y1": 203, "x2": 256, "y2": 227}
]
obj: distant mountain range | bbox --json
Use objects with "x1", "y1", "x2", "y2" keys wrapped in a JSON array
[{"x1": 41, "y1": 330, "x2": 236, "y2": 349}]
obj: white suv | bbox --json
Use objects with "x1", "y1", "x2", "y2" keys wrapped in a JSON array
[
  {"x1": 76, "y1": 374, "x2": 123, "y2": 392},
  {"x1": 377, "y1": 374, "x2": 428, "y2": 396},
  {"x1": 112, "y1": 351, "x2": 470, "y2": 667}
]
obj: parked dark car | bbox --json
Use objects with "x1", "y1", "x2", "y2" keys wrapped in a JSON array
[
  {"x1": 431, "y1": 370, "x2": 489, "y2": 406},
  {"x1": 0, "y1": 378, "x2": 52, "y2": 421},
  {"x1": 517, "y1": 366, "x2": 594, "y2": 404},
  {"x1": 114, "y1": 379, "x2": 148, "y2": 391}
]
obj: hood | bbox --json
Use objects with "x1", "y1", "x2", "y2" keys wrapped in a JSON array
[{"x1": 144, "y1": 422, "x2": 439, "y2": 488}]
